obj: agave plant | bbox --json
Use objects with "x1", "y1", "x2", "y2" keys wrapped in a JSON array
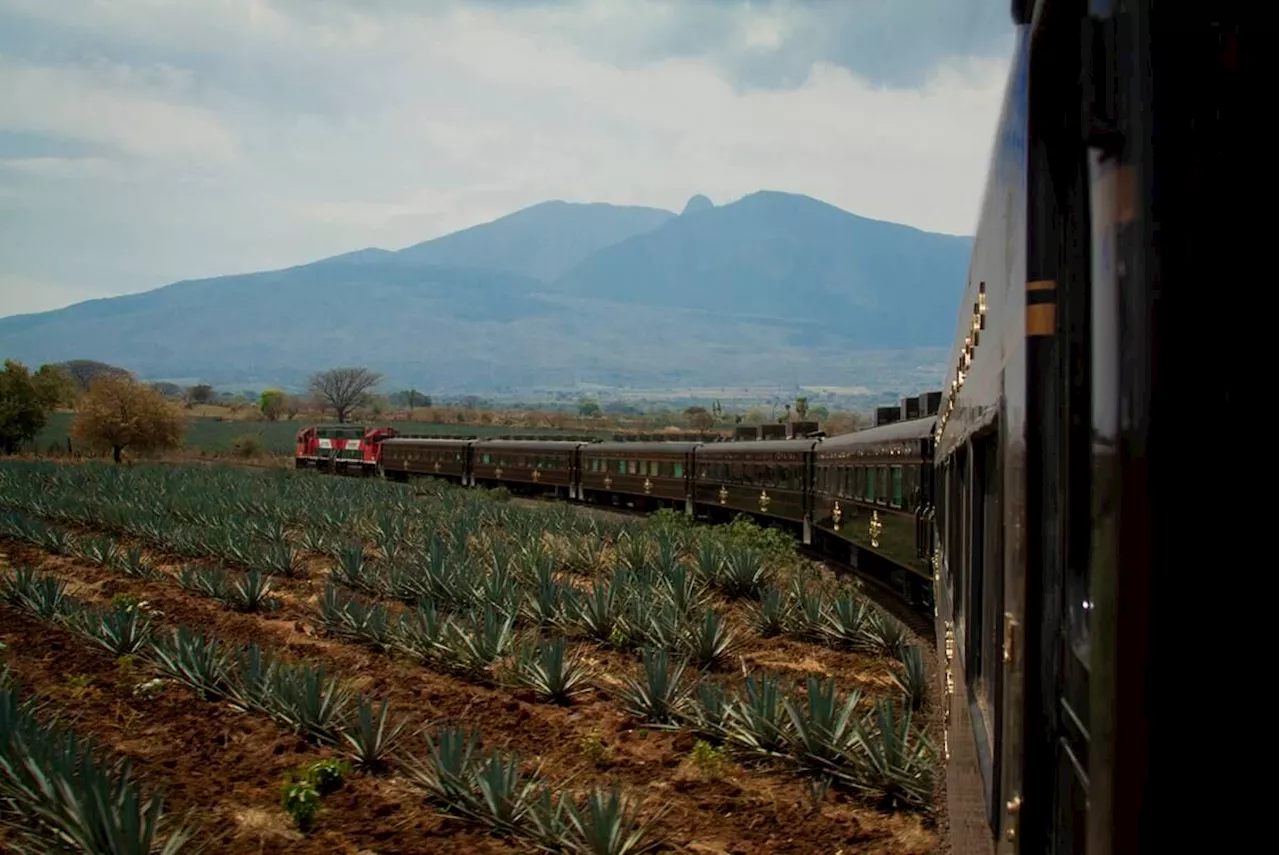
[
  {"x1": 441, "y1": 607, "x2": 516, "y2": 677},
  {"x1": 747, "y1": 585, "x2": 792, "y2": 637},
  {"x1": 782, "y1": 676, "x2": 862, "y2": 773},
  {"x1": 724, "y1": 673, "x2": 791, "y2": 754},
  {"x1": 113, "y1": 546, "x2": 157, "y2": 580},
  {"x1": 895, "y1": 644, "x2": 929, "y2": 711},
  {"x1": 147, "y1": 627, "x2": 231, "y2": 700},
  {"x1": 471, "y1": 749, "x2": 541, "y2": 832},
  {"x1": 176, "y1": 565, "x2": 227, "y2": 600},
  {"x1": 849, "y1": 697, "x2": 935, "y2": 808},
  {"x1": 617, "y1": 648, "x2": 689, "y2": 725},
  {"x1": 823, "y1": 593, "x2": 870, "y2": 648},
  {"x1": 82, "y1": 602, "x2": 153, "y2": 657},
  {"x1": 563, "y1": 785, "x2": 664, "y2": 855},
  {"x1": 682, "y1": 608, "x2": 737, "y2": 668},
  {"x1": 340, "y1": 695, "x2": 407, "y2": 771},
  {"x1": 0, "y1": 687, "x2": 193, "y2": 855},
  {"x1": 860, "y1": 609, "x2": 907, "y2": 656},
  {"x1": 271, "y1": 663, "x2": 354, "y2": 742},
  {"x1": 2, "y1": 566, "x2": 71, "y2": 621},
  {"x1": 228, "y1": 568, "x2": 278, "y2": 613},
  {"x1": 717, "y1": 545, "x2": 769, "y2": 599},
  {"x1": 332, "y1": 543, "x2": 377, "y2": 594},
  {"x1": 403, "y1": 726, "x2": 482, "y2": 810},
  {"x1": 514, "y1": 638, "x2": 592, "y2": 704}
]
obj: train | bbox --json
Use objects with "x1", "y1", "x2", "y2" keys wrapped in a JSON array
[
  {"x1": 296, "y1": 392, "x2": 943, "y2": 609},
  {"x1": 298, "y1": 2, "x2": 1254, "y2": 853}
]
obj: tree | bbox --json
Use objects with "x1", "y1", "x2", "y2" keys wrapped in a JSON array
[
  {"x1": 185, "y1": 384, "x2": 214, "y2": 407},
  {"x1": 33, "y1": 364, "x2": 78, "y2": 408},
  {"x1": 0, "y1": 360, "x2": 70, "y2": 454},
  {"x1": 684, "y1": 405, "x2": 715, "y2": 431},
  {"x1": 70, "y1": 374, "x2": 185, "y2": 463},
  {"x1": 148, "y1": 381, "x2": 183, "y2": 399},
  {"x1": 577, "y1": 398, "x2": 602, "y2": 418},
  {"x1": 284, "y1": 395, "x2": 304, "y2": 420},
  {"x1": 389, "y1": 389, "x2": 430, "y2": 409},
  {"x1": 56, "y1": 360, "x2": 131, "y2": 392},
  {"x1": 259, "y1": 388, "x2": 286, "y2": 421},
  {"x1": 308, "y1": 367, "x2": 382, "y2": 424}
]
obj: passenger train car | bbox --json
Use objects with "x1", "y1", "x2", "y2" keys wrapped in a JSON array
[{"x1": 294, "y1": 2, "x2": 1253, "y2": 853}]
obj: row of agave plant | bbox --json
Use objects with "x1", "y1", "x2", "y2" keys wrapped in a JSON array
[
  {"x1": 0, "y1": 565, "x2": 666, "y2": 855},
  {"x1": 0, "y1": 503, "x2": 929, "y2": 719},
  {"x1": 0, "y1": 666, "x2": 192, "y2": 855},
  {"x1": 0, "y1": 461, "x2": 919, "y2": 664},
  {"x1": 321, "y1": 582, "x2": 934, "y2": 809}
]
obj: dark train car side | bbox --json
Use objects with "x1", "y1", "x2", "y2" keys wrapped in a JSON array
[
  {"x1": 579, "y1": 441, "x2": 698, "y2": 512},
  {"x1": 692, "y1": 438, "x2": 816, "y2": 537},
  {"x1": 470, "y1": 440, "x2": 583, "y2": 498},
  {"x1": 380, "y1": 438, "x2": 473, "y2": 484},
  {"x1": 811, "y1": 411, "x2": 936, "y2": 606}
]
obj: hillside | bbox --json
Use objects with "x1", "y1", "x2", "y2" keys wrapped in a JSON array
[
  {"x1": 396, "y1": 200, "x2": 675, "y2": 281},
  {"x1": 548, "y1": 191, "x2": 970, "y2": 349},
  {"x1": 0, "y1": 192, "x2": 970, "y2": 393}
]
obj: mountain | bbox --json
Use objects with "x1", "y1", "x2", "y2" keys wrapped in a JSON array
[
  {"x1": 548, "y1": 191, "x2": 969, "y2": 349},
  {"x1": 0, "y1": 192, "x2": 971, "y2": 393},
  {"x1": 396, "y1": 200, "x2": 675, "y2": 282}
]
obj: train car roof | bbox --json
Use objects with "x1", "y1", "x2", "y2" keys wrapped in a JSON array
[
  {"x1": 696, "y1": 438, "x2": 818, "y2": 455},
  {"x1": 473, "y1": 439, "x2": 586, "y2": 451},
  {"x1": 817, "y1": 416, "x2": 936, "y2": 450},
  {"x1": 381, "y1": 437, "x2": 476, "y2": 446},
  {"x1": 584, "y1": 441, "x2": 701, "y2": 454}
]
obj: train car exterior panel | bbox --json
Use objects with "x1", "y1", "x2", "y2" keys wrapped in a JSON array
[
  {"x1": 693, "y1": 439, "x2": 815, "y2": 526},
  {"x1": 579, "y1": 442, "x2": 697, "y2": 507},
  {"x1": 813, "y1": 417, "x2": 936, "y2": 580},
  {"x1": 471, "y1": 440, "x2": 582, "y2": 492},
  {"x1": 380, "y1": 438, "x2": 472, "y2": 481},
  {"x1": 931, "y1": 17, "x2": 1030, "y2": 855}
]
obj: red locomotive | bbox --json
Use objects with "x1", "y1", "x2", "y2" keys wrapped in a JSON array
[{"x1": 294, "y1": 424, "x2": 396, "y2": 474}]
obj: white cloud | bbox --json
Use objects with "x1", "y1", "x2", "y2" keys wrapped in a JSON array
[{"x1": 0, "y1": 0, "x2": 1013, "y2": 317}]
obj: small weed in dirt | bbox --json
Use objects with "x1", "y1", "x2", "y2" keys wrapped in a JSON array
[
  {"x1": 111, "y1": 592, "x2": 141, "y2": 611},
  {"x1": 580, "y1": 730, "x2": 612, "y2": 768},
  {"x1": 688, "y1": 740, "x2": 727, "y2": 780},
  {"x1": 306, "y1": 758, "x2": 351, "y2": 796},
  {"x1": 281, "y1": 773, "x2": 322, "y2": 832},
  {"x1": 115, "y1": 653, "x2": 138, "y2": 678}
]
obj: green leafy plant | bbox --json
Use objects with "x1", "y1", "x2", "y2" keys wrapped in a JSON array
[{"x1": 280, "y1": 773, "x2": 321, "y2": 832}]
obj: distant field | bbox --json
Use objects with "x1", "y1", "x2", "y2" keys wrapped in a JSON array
[{"x1": 32, "y1": 412, "x2": 595, "y2": 456}]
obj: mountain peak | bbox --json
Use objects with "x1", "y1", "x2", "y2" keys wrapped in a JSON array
[{"x1": 681, "y1": 194, "x2": 714, "y2": 215}]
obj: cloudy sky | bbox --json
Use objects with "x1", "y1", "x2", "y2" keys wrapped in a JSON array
[{"x1": 0, "y1": 0, "x2": 1014, "y2": 318}]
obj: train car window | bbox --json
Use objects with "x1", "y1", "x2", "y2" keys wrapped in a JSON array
[
  {"x1": 616, "y1": 460, "x2": 626, "y2": 474},
  {"x1": 864, "y1": 467, "x2": 875, "y2": 502},
  {"x1": 891, "y1": 466, "x2": 904, "y2": 508},
  {"x1": 673, "y1": 462, "x2": 684, "y2": 478},
  {"x1": 968, "y1": 433, "x2": 1001, "y2": 757},
  {"x1": 627, "y1": 460, "x2": 638, "y2": 475},
  {"x1": 481, "y1": 453, "x2": 491, "y2": 464}
]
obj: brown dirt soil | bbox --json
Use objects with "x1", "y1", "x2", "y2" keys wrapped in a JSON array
[
  {"x1": 0, "y1": 608, "x2": 518, "y2": 855},
  {"x1": 3, "y1": 538, "x2": 941, "y2": 855}
]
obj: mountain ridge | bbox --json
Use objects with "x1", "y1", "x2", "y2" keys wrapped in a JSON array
[{"x1": 0, "y1": 191, "x2": 971, "y2": 394}]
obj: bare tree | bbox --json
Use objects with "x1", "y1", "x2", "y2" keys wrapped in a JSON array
[{"x1": 308, "y1": 367, "x2": 383, "y2": 424}]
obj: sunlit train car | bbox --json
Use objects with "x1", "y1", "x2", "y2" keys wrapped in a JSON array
[
  {"x1": 811, "y1": 393, "x2": 939, "y2": 607},
  {"x1": 691, "y1": 438, "x2": 817, "y2": 535},
  {"x1": 379, "y1": 437, "x2": 472, "y2": 484},
  {"x1": 578, "y1": 441, "x2": 698, "y2": 511}
]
